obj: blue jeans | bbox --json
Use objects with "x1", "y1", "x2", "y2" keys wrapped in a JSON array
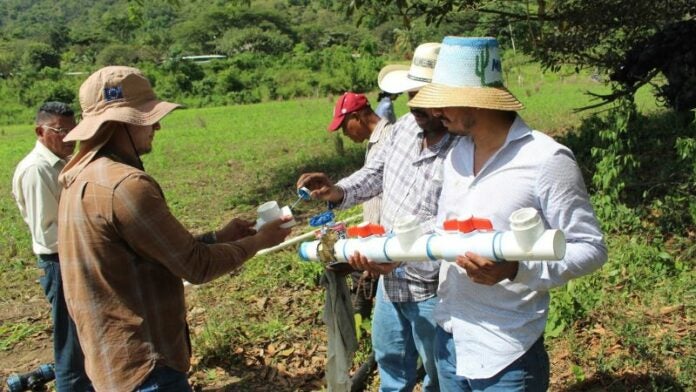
[
  {"x1": 434, "y1": 326, "x2": 549, "y2": 392},
  {"x1": 37, "y1": 255, "x2": 92, "y2": 392},
  {"x1": 372, "y1": 280, "x2": 439, "y2": 392},
  {"x1": 134, "y1": 366, "x2": 192, "y2": 392}
]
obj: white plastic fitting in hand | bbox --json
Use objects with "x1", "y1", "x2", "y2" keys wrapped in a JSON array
[
  {"x1": 393, "y1": 214, "x2": 423, "y2": 249},
  {"x1": 256, "y1": 201, "x2": 296, "y2": 230},
  {"x1": 509, "y1": 208, "x2": 545, "y2": 252},
  {"x1": 298, "y1": 208, "x2": 566, "y2": 263}
]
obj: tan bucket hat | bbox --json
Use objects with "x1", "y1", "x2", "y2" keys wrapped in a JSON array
[
  {"x1": 408, "y1": 37, "x2": 524, "y2": 111},
  {"x1": 64, "y1": 66, "x2": 181, "y2": 142},
  {"x1": 378, "y1": 42, "x2": 441, "y2": 94}
]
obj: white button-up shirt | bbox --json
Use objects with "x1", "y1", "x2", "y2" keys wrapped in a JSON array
[
  {"x1": 435, "y1": 115, "x2": 607, "y2": 378},
  {"x1": 12, "y1": 141, "x2": 67, "y2": 255}
]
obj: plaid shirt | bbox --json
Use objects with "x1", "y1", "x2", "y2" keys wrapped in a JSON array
[
  {"x1": 361, "y1": 118, "x2": 393, "y2": 224},
  {"x1": 336, "y1": 113, "x2": 456, "y2": 302},
  {"x1": 58, "y1": 155, "x2": 259, "y2": 391}
]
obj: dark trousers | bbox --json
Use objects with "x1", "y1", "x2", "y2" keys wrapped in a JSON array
[
  {"x1": 37, "y1": 254, "x2": 92, "y2": 392},
  {"x1": 134, "y1": 366, "x2": 192, "y2": 392}
]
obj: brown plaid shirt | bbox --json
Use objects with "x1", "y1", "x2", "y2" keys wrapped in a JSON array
[{"x1": 58, "y1": 155, "x2": 257, "y2": 391}]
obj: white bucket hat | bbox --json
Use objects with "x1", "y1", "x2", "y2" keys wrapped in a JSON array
[
  {"x1": 408, "y1": 37, "x2": 524, "y2": 111},
  {"x1": 377, "y1": 42, "x2": 441, "y2": 94}
]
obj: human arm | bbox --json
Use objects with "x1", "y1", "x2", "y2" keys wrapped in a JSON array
[
  {"x1": 513, "y1": 150, "x2": 607, "y2": 291},
  {"x1": 113, "y1": 174, "x2": 291, "y2": 284},
  {"x1": 332, "y1": 128, "x2": 393, "y2": 209},
  {"x1": 197, "y1": 218, "x2": 257, "y2": 244},
  {"x1": 295, "y1": 145, "x2": 388, "y2": 209},
  {"x1": 296, "y1": 173, "x2": 344, "y2": 203},
  {"x1": 457, "y1": 150, "x2": 607, "y2": 289}
]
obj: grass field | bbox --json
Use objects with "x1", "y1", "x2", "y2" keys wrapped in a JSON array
[{"x1": 0, "y1": 65, "x2": 692, "y2": 391}]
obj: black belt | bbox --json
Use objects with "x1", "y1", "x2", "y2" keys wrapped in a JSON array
[{"x1": 37, "y1": 253, "x2": 59, "y2": 263}]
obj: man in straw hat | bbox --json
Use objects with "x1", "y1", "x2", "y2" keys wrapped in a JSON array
[
  {"x1": 409, "y1": 37, "x2": 607, "y2": 391},
  {"x1": 57, "y1": 66, "x2": 291, "y2": 391},
  {"x1": 299, "y1": 42, "x2": 454, "y2": 391}
]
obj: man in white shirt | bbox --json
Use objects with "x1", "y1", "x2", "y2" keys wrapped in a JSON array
[
  {"x1": 409, "y1": 37, "x2": 607, "y2": 391},
  {"x1": 12, "y1": 102, "x2": 91, "y2": 391}
]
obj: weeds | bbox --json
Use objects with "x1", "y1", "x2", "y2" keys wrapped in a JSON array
[{"x1": 0, "y1": 71, "x2": 693, "y2": 389}]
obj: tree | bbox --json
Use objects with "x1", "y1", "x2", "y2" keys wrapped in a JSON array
[{"x1": 348, "y1": 0, "x2": 696, "y2": 112}]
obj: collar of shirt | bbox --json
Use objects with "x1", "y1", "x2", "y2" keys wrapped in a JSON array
[
  {"x1": 501, "y1": 115, "x2": 533, "y2": 150},
  {"x1": 34, "y1": 140, "x2": 66, "y2": 168},
  {"x1": 414, "y1": 130, "x2": 453, "y2": 163},
  {"x1": 461, "y1": 115, "x2": 532, "y2": 180},
  {"x1": 368, "y1": 118, "x2": 391, "y2": 146}
]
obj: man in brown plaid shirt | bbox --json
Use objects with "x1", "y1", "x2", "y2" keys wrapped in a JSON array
[{"x1": 57, "y1": 66, "x2": 291, "y2": 391}]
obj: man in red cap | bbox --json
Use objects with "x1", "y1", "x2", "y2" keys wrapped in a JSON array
[{"x1": 327, "y1": 92, "x2": 394, "y2": 322}]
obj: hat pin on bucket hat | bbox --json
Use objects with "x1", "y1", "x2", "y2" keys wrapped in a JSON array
[
  {"x1": 378, "y1": 42, "x2": 441, "y2": 94},
  {"x1": 408, "y1": 37, "x2": 524, "y2": 111},
  {"x1": 64, "y1": 66, "x2": 181, "y2": 142}
]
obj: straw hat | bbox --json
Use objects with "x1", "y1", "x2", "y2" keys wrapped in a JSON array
[
  {"x1": 378, "y1": 42, "x2": 441, "y2": 94},
  {"x1": 408, "y1": 37, "x2": 523, "y2": 111},
  {"x1": 64, "y1": 66, "x2": 181, "y2": 142}
]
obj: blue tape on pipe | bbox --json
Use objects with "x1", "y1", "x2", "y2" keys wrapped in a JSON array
[
  {"x1": 298, "y1": 242, "x2": 309, "y2": 261},
  {"x1": 309, "y1": 210, "x2": 335, "y2": 227},
  {"x1": 382, "y1": 234, "x2": 393, "y2": 262},
  {"x1": 492, "y1": 231, "x2": 503, "y2": 262},
  {"x1": 425, "y1": 234, "x2": 437, "y2": 261}
]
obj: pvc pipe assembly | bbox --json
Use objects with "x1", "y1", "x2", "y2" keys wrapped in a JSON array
[{"x1": 298, "y1": 208, "x2": 567, "y2": 263}]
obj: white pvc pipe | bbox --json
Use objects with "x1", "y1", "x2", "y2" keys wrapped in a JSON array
[
  {"x1": 184, "y1": 214, "x2": 362, "y2": 288},
  {"x1": 298, "y1": 209, "x2": 566, "y2": 263},
  {"x1": 299, "y1": 229, "x2": 565, "y2": 263},
  {"x1": 257, "y1": 213, "x2": 362, "y2": 255}
]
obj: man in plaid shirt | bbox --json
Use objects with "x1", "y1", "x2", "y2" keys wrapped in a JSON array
[{"x1": 297, "y1": 42, "x2": 454, "y2": 392}]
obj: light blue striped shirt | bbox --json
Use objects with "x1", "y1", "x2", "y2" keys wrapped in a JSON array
[{"x1": 435, "y1": 115, "x2": 607, "y2": 378}]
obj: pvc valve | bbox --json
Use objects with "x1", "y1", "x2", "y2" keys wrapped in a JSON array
[
  {"x1": 442, "y1": 217, "x2": 493, "y2": 233},
  {"x1": 347, "y1": 222, "x2": 386, "y2": 238}
]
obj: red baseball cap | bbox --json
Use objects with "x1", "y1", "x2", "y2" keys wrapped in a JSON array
[{"x1": 327, "y1": 92, "x2": 369, "y2": 131}]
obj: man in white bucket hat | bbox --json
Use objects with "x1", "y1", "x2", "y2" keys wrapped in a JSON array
[
  {"x1": 299, "y1": 42, "x2": 455, "y2": 392},
  {"x1": 57, "y1": 66, "x2": 291, "y2": 391},
  {"x1": 409, "y1": 37, "x2": 607, "y2": 391}
]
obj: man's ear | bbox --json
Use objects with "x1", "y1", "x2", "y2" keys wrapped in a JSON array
[{"x1": 35, "y1": 125, "x2": 44, "y2": 138}]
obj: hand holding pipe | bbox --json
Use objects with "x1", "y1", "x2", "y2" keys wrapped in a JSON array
[{"x1": 298, "y1": 208, "x2": 566, "y2": 263}]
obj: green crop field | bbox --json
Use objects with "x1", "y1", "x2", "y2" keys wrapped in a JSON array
[{"x1": 0, "y1": 66, "x2": 692, "y2": 391}]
